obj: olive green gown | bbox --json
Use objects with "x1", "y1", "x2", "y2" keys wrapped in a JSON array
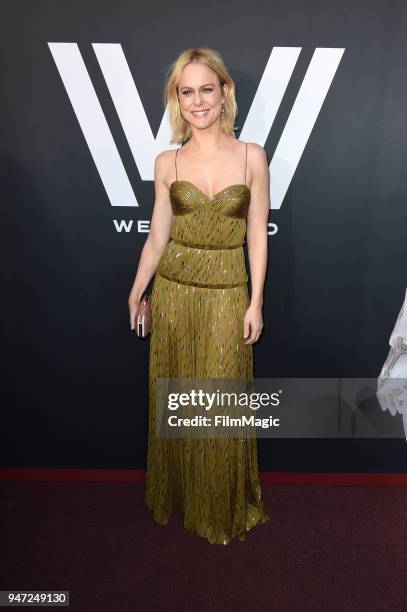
[{"x1": 145, "y1": 143, "x2": 270, "y2": 544}]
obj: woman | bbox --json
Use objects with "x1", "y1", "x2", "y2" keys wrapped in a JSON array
[{"x1": 128, "y1": 47, "x2": 270, "y2": 544}]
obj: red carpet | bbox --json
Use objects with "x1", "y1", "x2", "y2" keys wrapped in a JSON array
[{"x1": 1, "y1": 481, "x2": 407, "y2": 610}]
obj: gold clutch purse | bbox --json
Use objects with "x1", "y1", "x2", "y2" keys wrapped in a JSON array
[{"x1": 135, "y1": 293, "x2": 151, "y2": 338}]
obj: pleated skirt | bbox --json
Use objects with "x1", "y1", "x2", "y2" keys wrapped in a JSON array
[{"x1": 145, "y1": 272, "x2": 270, "y2": 544}]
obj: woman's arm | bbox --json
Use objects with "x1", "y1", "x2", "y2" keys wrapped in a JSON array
[
  {"x1": 244, "y1": 144, "x2": 270, "y2": 344},
  {"x1": 128, "y1": 151, "x2": 173, "y2": 331}
]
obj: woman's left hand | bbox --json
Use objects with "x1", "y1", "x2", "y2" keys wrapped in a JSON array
[{"x1": 243, "y1": 304, "x2": 264, "y2": 344}]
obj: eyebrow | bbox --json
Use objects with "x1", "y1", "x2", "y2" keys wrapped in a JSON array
[{"x1": 180, "y1": 83, "x2": 215, "y2": 89}]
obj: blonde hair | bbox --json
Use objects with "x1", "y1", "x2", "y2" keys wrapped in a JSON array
[{"x1": 164, "y1": 47, "x2": 239, "y2": 145}]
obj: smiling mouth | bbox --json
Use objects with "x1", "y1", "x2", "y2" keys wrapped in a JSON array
[{"x1": 191, "y1": 110, "x2": 210, "y2": 116}]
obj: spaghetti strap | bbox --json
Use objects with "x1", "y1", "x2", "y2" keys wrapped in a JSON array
[
  {"x1": 174, "y1": 148, "x2": 179, "y2": 181},
  {"x1": 244, "y1": 141, "x2": 248, "y2": 186}
]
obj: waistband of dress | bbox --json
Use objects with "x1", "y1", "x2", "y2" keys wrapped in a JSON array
[
  {"x1": 170, "y1": 237, "x2": 244, "y2": 250},
  {"x1": 158, "y1": 272, "x2": 247, "y2": 289}
]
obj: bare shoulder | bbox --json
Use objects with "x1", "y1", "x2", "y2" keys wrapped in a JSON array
[
  {"x1": 154, "y1": 148, "x2": 178, "y2": 188},
  {"x1": 245, "y1": 141, "x2": 267, "y2": 164},
  {"x1": 154, "y1": 148, "x2": 176, "y2": 171},
  {"x1": 245, "y1": 142, "x2": 269, "y2": 185}
]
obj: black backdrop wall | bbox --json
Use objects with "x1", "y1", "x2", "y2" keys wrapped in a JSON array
[{"x1": 1, "y1": 0, "x2": 407, "y2": 472}]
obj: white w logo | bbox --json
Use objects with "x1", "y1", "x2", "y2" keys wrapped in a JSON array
[{"x1": 48, "y1": 43, "x2": 344, "y2": 209}]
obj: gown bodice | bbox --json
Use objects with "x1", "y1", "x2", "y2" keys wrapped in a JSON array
[{"x1": 156, "y1": 180, "x2": 251, "y2": 288}]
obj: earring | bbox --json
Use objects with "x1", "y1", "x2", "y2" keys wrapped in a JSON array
[{"x1": 221, "y1": 103, "x2": 225, "y2": 115}]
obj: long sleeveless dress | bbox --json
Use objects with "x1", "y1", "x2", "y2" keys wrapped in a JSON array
[{"x1": 145, "y1": 142, "x2": 270, "y2": 544}]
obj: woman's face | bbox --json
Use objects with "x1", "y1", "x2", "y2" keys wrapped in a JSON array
[{"x1": 177, "y1": 62, "x2": 224, "y2": 130}]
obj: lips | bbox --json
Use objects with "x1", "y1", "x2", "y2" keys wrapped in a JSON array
[{"x1": 192, "y1": 110, "x2": 209, "y2": 116}]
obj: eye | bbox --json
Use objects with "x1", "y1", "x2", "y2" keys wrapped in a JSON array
[{"x1": 181, "y1": 88, "x2": 214, "y2": 96}]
